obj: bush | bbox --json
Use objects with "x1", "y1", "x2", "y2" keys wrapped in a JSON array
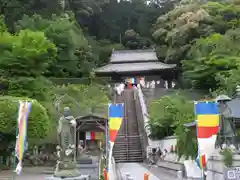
[
  {"x1": 53, "y1": 83, "x2": 110, "y2": 117},
  {"x1": 0, "y1": 96, "x2": 51, "y2": 140},
  {"x1": 149, "y1": 93, "x2": 198, "y2": 159},
  {"x1": 222, "y1": 148, "x2": 233, "y2": 167},
  {"x1": 149, "y1": 93, "x2": 194, "y2": 139}
]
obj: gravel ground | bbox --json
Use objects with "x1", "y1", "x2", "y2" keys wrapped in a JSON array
[{"x1": 0, "y1": 167, "x2": 49, "y2": 180}]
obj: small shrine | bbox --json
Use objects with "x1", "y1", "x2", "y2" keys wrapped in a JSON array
[
  {"x1": 95, "y1": 49, "x2": 177, "y2": 88},
  {"x1": 75, "y1": 113, "x2": 107, "y2": 157}
]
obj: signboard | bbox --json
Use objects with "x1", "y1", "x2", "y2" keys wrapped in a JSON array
[{"x1": 225, "y1": 167, "x2": 240, "y2": 180}]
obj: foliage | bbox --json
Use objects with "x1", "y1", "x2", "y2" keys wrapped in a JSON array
[
  {"x1": 149, "y1": 93, "x2": 194, "y2": 139},
  {"x1": 152, "y1": 0, "x2": 240, "y2": 91},
  {"x1": 175, "y1": 124, "x2": 198, "y2": 159},
  {"x1": 149, "y1": 94, "x2": 197, "y2": 159},
  {"x1": 222, "y1": 148, "x2": 233, "y2": 167},
  {"x1": 123, "y1": 29, "x2": 152, "y2": 49},
  {"x1": 16, "y1": 13, "x2": 94, "y2": 77},
  {"x1": 149, "y1": 93, "x2": 197, "y2": 159},
  {"x1": 87, "y1": 37, "x2": 124, "y2": 67},
  {"x1": 0, "y1": 96, "x2": 50, "y2": 140},
  {"x1": 182, "y1": 31, "x2": 240, "y2": 90},
  {"x1": 0, "y1": 29, "x2": 57, "y2": 77},
  {"x1": 53, "y1": 84, "x2": 110, "y2": 117},
  {"x1": 82, "y1": 0, "x2": 176, "y2": 44},
  {"x1": 213, "y1": 67, "x2": 240, "y2": 96},
  {"x1": 0, "y1": 21, "x2": 56, "y2": 101}
]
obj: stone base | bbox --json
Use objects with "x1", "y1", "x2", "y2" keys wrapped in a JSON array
[
  {"x1": 45, "y1": 175, "x2": 90, "y2": 180},
  {"x1": 54, "y1": 169, "x2": 82, "y2": 177}
]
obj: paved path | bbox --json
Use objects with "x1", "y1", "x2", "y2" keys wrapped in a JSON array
[
  {"x1": 0, "y1": 166, "x2": 96, "y2": 180},
  {"x1": 0, "y1": 169, "x2": 47, "y2": 180},
  {"x1": 118, "y1": 163, "x2": 161, "y2": 180}
]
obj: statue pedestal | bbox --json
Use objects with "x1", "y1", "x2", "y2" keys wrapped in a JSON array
[{"x1": 45, "y1": 175, "x2": 90, "y2": 180}]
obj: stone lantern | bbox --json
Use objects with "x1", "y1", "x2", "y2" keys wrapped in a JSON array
[{"x1": 218, "y1": 86, "x2": 240, "y2": 150}]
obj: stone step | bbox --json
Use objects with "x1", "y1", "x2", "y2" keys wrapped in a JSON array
[
  {"x1": 113, "y1": 150, "x2": 142, "y2": 154},
  {"x1": 114, "y1": 143, "x2": 141, "y2": 147}
]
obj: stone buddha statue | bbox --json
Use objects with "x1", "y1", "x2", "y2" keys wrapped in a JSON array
[{"x1": 54, "y1": 107, "x2": 81, "y2": 178}]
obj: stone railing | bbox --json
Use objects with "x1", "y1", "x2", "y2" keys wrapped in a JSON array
[
  {"x1": 109, "y1": 157, "x2": 117, "y2": 179},
  {"x1": 136, "y1": 86, "x2": 150, "y2": 136},
  {"x1": 207, "y1": 154, "x2": 240, "y2": 180},
  {"x1": 135, "y1": 86, "x2": 150, "y2": 159}
]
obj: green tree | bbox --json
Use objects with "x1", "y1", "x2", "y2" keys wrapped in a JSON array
[
  {"x1": 0, "y1": 24, "x2": 57, "y2": 101},
  {"x1": 87, "y1": 37, "x2": 124, "y2": 67},
  {"x1": 149, "y1": 93, "x2": 197, "y2": 159},
  {"x1": 0, "y1": 0, "x2": 63, "y2": 31},
  {"x1": 16, "y1": 13, "x2": 94, "y2": 77},
  {"x1": 53, "y1": 84, "x2": 110, "y2": 117},
  {"x1": 182, "y1": 31, "x2": 240, "y2": 90},
  {"x1": 152, "y1": 1, "x2": 240, "y2": 66},
  {"x1": 123, "y1": 29, "x2": 151, "y2": 49},
  {"x1": 0, "y1": 29, "x2": 57, "y2": 77},
  {"x1": 0, "y1": 96, "x2": 50, "y2": 140}
]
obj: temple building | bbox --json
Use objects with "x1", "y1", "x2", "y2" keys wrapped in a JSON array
[
  {"x1": 95, "y1": 49, "x2": 177, "y2": 88},
  {"x1": 75, "y1": 114, "x2": 107, "y2": 157}
]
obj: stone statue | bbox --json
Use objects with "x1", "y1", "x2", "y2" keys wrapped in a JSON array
[{"x1": 54, "y1": 107, "x2": 81, "y2": 178}]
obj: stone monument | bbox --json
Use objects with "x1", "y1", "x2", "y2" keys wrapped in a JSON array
[{"x1": 46, "y1": 107, "x2": 90, "y2": 180}]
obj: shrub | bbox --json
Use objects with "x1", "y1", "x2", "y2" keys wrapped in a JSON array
[{"x1": 0, "y1": 96, "x2": 51, "y2": 141}]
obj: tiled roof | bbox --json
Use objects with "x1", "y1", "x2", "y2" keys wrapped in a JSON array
[
  {"x1": 110, "y1": 49, "x2": 158, "y2": 63},
  {"x1": 225, "y1": 98, "x2": 240, "y2": 118},
  {"x1": 95, "y1": 62, "x2": 176, "y2": 73}
]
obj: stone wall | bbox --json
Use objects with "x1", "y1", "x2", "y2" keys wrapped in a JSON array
[
  {"x1": 207, "y1": 154, "x2": 240, "y2": 180},
  {"x1": 148, "y1": 137, "x2": 202, "y2": 179},
  {"x1": 149, "y1": 136, "x2": 177, "y2": 152}
]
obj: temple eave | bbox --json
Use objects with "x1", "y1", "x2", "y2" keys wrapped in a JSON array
[{"x1": 95, "y1": 62, "x2": 176, "y2": 74}]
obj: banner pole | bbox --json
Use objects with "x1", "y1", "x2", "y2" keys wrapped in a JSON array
[
  {"x1": 108, "y1": 142, "x2": 114, "y2": 179},
  {"x1": 12, "y1": 125, "x2": 17, "y2": 180},
  {"x1": 194, "y1": 101, "x2": 203, "y2": 180},
  {"x1": 12, "y1": 101, "x2": 20, "y2": 180}
]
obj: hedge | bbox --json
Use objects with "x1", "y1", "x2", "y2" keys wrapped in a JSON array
[{"x1": 0, "y1": 96, "x2": 50, "y2": 140}]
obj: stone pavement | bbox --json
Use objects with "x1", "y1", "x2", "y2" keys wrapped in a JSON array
[
  {"x1": 0, "y1": 167, "x2": 47, "y2": 180},
  {"x1": 118, "y1": 163, "x2": 161, "y2": 180},
  {"x1": 141, "y1": 164, "x2": 201, "y2": 180},
  {"x1": 141, "y1": 164, "x2": 177, "y2": 180},
  {"x1": 0, "y1": 166, "x2": 95, "y2": 180},
  {"x1": 0, "y1": 167, "x2": 49, "y2": 180}
]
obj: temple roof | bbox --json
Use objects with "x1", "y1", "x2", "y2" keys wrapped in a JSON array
[
  {"x1": 95, "y1": 49, "x2": 176, "y2": 74},
  {"x1": 110, "y1": 49, "x2": 158, "y2": 63},
  {"x1": 95, "y1": 62, "x2": 176, "y2": 73},
  {"x1": 224, "y1": 97, "x2": 240, "y2": 119}
]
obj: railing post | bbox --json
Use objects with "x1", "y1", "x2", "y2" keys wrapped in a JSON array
[
  {"x1": 144, "y1": 173, "x2": 149, "y2": 180},
  {"x1": 125, "y1": 173, "x2": 130, "y2": 180},
  {"x1": 177, "y1": 170, "x2": 183, "y2": 180}
]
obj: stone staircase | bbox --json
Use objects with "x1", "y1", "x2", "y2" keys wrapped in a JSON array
[{"x1": 113, "y1": 89, "x2": 143, "y2": 163}]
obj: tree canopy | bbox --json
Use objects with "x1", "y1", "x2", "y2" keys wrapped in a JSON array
[
  {"x1": 1, "y1": 0, "x2": 240, "y2": 160},
  {"x1": 149, "y1": 93, "x2": 197, "y2": 159},
  {"x1": 0, "y1": 96, "x2": 50, "y2": 140}
]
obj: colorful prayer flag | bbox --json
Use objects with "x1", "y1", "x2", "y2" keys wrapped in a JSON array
[
  {"x1": 195, "y1": 101, "x2": 219, "y2": 169},
  {"x1": 196, "y1": 154, "x2": 206, "y2": 169},
  {"x1": 108, "y1": 103, "x2": 124, "y2": 143},
  {"x1": 15, "y1": 101, "x2": 32, "y2": 175},
  {"x1": 86, "y1": 132, "x2": 104, "y2": 140}
]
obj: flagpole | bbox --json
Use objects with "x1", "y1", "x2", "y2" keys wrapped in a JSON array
[
  {"x1": 194, "y1": 101, "x2": 204, "y2": 180},
  {"x1": 108, "y1": 141, "x2": 114, "y2": 179},
  {"x1": 12, "y1": 101, "x2": 20, "y2": 180},
  {"x1": 12, "y1": 122, "x2": 18, "y2": 180},
  {"x1": 106, "y1": 104, "x2": 110, "y2": 170}
]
